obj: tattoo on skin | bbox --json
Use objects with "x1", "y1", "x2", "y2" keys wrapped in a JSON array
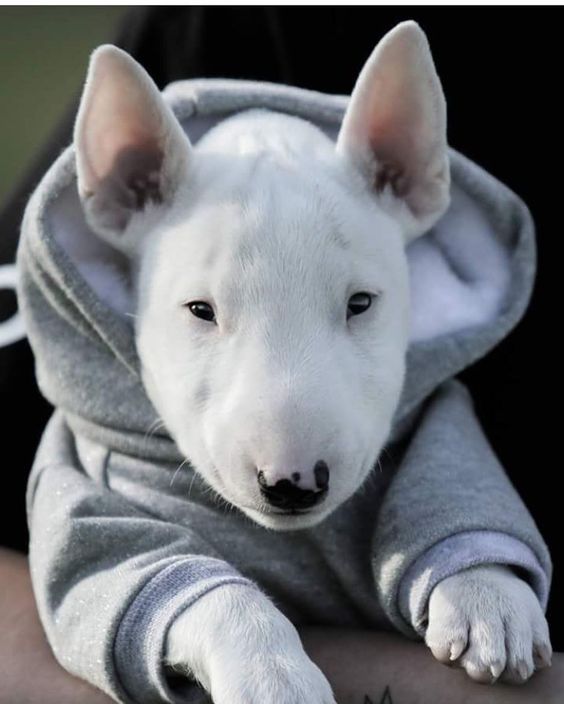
[{"x1": 364, "y1": 685, "x2": 393, "y2": 704}]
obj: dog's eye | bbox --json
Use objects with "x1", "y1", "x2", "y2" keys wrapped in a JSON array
[
  {"x1": 347, "y1": 292, "x2": 372, "y2": 319},
  {"x1": 185, "y1": 301, "x2": 216, "y2": 323}
]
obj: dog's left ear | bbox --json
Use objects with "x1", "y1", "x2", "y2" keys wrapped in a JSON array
[
  {"x1": 336, "y1": 21, "x2": 450, "y2": 242},
  {"x1": 74, "y1": 45, "x2": 191, "y2": 248}
]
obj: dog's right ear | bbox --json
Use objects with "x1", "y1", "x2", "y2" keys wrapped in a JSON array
[
  {"x1": 74, "y1": 45, "x2": 191, "y2": 248},
  {"x1": 336, "y1": 21, "x2": 450, "y2": 243}
]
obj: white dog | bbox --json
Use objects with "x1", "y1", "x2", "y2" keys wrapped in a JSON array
[{"x1": 21, "y1": 20, "x2": 551, "y2": 704}]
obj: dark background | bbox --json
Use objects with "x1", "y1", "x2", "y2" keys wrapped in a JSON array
[{"x1": 0, "y1": 7, "x2": 561, "y2": 648}]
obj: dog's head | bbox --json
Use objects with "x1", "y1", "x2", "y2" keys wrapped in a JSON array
[{"x1": 74, "y1": 21, "x2": 449, "y2": 530}]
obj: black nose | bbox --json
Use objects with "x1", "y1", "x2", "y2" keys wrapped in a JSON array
[{"x1": 257, "y1": 460, "x2": 329, "y2": 510}]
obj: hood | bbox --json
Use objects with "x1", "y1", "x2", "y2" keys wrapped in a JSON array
[{"x1": 16, "y1": 78, "x2": 536, "y2": 464}]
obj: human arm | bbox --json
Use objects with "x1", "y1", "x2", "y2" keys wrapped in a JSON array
[
  {"x1": 2, "y1": 550, "x2": 562, "y2": 704},
  {"x1": 0, "y1": 547, "x2": 113, "y2": 704},
  {"x1": 300, "y1": 627, "x2": 564, "y2": 704}
]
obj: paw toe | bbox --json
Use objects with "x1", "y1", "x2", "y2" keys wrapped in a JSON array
[
  {"x1": 463, "y1": 659, "x2": 499, "y2": 684},
  {"x1": 460, "y1": 650, "x2": 506, "y2": 684},
  {"x1": 426, "y1": 633, "x2": 468, "y2": 664},
  {"x1": 489, "y1": 659, "x2": 505, "y2": 680},
  {"x1": 504, "y1": 621, "x2": 535, "y2": 682},
  {"x1": 532, "y1": 642, "x2": 552, "y2": 670},
  {"x1": 457, "y1": 615, "x2": 508, "y2": 684},
  {"x1": 425, "y1": 616, "x2": 468, "y2": 664},
  {"x1": 500, "y1": 659, "x2": 533, "y2": 685},
  {"x1": 503, "y1": 647, "x2": 535, "y2": 684}
]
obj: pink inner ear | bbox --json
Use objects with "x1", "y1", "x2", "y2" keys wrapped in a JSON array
[
  {"x1": 73, "y1": 46, "x2": 197, "y2": 238},
  {"x1": 76, "y1": 46, "x2": 175, "y2": 197},
  {"x1": 96, "y1": 129, "x2": 156, "y2": 179},
  {"x1": 337, "y1": 22, "x2": 449, "y2": 234},
  {"x1": 112, "y1": 145, "x2": 163, "y2": 205},
  {"x1": 82, "y1": 88, "x2": 164, "y2": 188},
  {"x1": 357, "y1": 73, "x2": 432, "y2": 201}
]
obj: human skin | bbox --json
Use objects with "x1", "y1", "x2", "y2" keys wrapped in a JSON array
[
  {"x1": 300, "y1": 629, "x2": 563, "y2": 704},
  {"x1": 1, "y1": 548, "x2": 562, "y2": 704}
]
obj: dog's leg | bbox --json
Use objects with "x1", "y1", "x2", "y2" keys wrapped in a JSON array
[
  {"x1": 165, "y1": 583, "x2": 336, "y2": 704},
  {"x1": 425, "y1": 564, "x2": 552, "y2": 684}
]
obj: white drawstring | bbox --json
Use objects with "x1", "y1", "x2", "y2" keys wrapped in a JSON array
[{"x1": 0, "y1": 264, "x2": 26, "y2": 347}]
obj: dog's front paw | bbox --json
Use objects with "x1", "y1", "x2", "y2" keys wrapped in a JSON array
[
  {"x1": 166, "y1": 583, "x2": 335, "y2": 704},
  {"x1": 207, "y1": 630, "x2": 335, "y2": 704},
  {"x1": 425, "y1": 564, "x2": 552, "y2": 684}
]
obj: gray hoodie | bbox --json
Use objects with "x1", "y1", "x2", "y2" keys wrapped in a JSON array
[{"x1": 17, "y1": 79, "x2": 551, "y2": 704}]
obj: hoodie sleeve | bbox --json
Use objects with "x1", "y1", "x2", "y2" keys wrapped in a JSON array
[
  {"x1": 26, "y1": 411, "x2": 260, "y2": 704},
  {"x1": 372, "y1": 379, "x2": 552, "y2": 639}
]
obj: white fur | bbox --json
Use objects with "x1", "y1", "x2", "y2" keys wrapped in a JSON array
[
  {"x1": 133, "y1": 110, "x2": 410, "y2": 531},
  {"x1": 62, "y1": 19, "x2": 550, "y2": 696},
  {"x1": 166, "y1": 584, "x2": 336, "y2": 704},
  {"x1": 426, "y1": 565, "x2": 552, "y2": 684}
]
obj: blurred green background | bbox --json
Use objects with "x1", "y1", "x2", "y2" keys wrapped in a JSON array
[{"x1": 0, "y1": 6, "x2": 127, "y2": 205}]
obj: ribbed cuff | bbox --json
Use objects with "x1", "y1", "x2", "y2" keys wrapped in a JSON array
[
  {"x1": 114, "y1": 557, "x2": 258, "y2": 704},
  {"x1": 398, "y1": 530, "x2": 549, "y2": 636}
]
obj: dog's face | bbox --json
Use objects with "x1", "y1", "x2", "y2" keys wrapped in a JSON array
[
  {"x1": 133, "y1": 127, "x2": 412, "y2": 531},
  {"x1": 74, "y1": 21, "x2": 450, "y2": 530}
]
